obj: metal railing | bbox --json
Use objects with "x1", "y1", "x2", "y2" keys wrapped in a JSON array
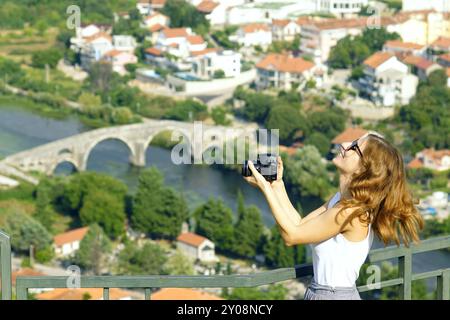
[{"x1": 0, "y1": 229, "x2": 447, "y2": 300}]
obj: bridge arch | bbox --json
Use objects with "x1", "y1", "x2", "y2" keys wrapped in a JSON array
[
  {"x1": 49, "y1": 159, "x2": 79, "y2": 175},
  {"x1": 82, "y1": 136, "x2": 137, "y2": 170}
]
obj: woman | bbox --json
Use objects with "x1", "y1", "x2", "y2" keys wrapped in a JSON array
[{"x1": 243, "y1": 132, "x2": 424, "y2": 300}]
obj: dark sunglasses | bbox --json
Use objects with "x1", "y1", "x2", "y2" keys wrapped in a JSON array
[{"x1": 338, "y1": 139, "x2": 364, "y2": 159}]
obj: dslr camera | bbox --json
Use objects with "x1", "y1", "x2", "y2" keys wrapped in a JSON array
[{"x1": 242, "y1": 153, "x2": 278, "y2": 182}]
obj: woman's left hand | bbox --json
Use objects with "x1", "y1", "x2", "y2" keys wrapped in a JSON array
[{"x1": 243, "y1": 160, "x2": 271, "y2": 191}]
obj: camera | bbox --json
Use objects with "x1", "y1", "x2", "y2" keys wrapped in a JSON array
[{"x1": 242, "y1": 153, "x2": 278, "y2": 182}]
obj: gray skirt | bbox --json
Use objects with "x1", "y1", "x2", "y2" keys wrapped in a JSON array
[{"x1": 304, "y1": 280, "x2": 362, "y2": 300}]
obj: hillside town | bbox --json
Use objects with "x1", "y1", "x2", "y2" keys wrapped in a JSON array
[{"x1": 0, "y1": 0, "x2": 448, "y2": 301}]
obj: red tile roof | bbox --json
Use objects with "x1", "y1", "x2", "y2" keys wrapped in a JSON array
[
  {"x1": 256, "y1": 53, "x2": 315, "y2": 74},
  {"x1": 446, "y1": 68, "x2": 450, "y2": 77},
  {"x1": 384, "y1": 40, "x2": 425, "y2": 50},
  {"x1": 145, "y1": 47, "x2": 163, "y2": 56},
  {"x1": 150, "y1": 23, "x2": 166, "y2": 32},
  {"x1": 53, "y1": 227, "x2": 89, "y2": 247},
  {"x1": 85, "y1": 32, "x2": 112, "y2": 43},
  {"x1": 430, "y1": 37, "x2": 450, "y2": 50},
  {"x1": 272, "y1": 19, "x2": 291, "y2": 27},
  {"x1": 439, "y1": 53, "x2": 450, "y2": 63},
  {"x1": 177, "y1": 232, "x2": 208, "y2": 247},
  {"x1": 197, "y1": 0, "x2": 219, "y2": 13},
  {"x1": 363, "y1": 52, "x2": 395, "y2": 69},
  {"x1": 162, "y1": 28, "x2": 189, "y2": 38},
  {"x1": 36, "y1": 288, "x2": 139, "y2": 300},
  {"x1": 242, "y1": 23, "x2": 270, "y2": 33},
  {"x1": 152, "y1": 288, "x2": 223, "y2": 300},
  {"x1": 187, "y1": 35, "x2": 205, "y2": 45},
  {"x1": 407, "y1": 158, "x2": 423, "y2": 169},
  {"x1": 331, "y1": 127, "x2": 368, "y2": 144},
  {"x1": 191, "y1": 48, "x2": 219, "y2": 57}
]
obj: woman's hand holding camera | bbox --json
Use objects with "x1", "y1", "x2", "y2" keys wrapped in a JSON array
[{"x1": 243, "y1": 156, "x2": 284, "y2": 191}]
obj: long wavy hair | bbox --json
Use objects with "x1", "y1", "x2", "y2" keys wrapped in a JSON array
[{"x1": 336, "y1": 133, "x2": 424, "y2": 247}]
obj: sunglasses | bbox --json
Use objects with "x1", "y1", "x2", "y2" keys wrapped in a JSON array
[{"x1": 338, "y1": 139, "x2": 364, "y2": 159}]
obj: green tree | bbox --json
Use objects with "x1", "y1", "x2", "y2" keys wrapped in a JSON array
[
  {"x1": 263, "y1": 226, "x2": 306, "y2": 268},
  {"x1": 75, "y1": 224, "x2": 112, "y2": 275},
  {"x1": 132, "y1": 167, "x2": 188, "y2": 239},
  {"x1": 31, "y1": 48, "x2": 63, "y2": 69},
  {"x1": 284, "y1": 145, "x2": 334, "y2": 200},
  {"x1": 265, "y1": 104, "x2": 309, "y2": 145},
  {"x1": 165, "y1": 249, "x2": 195, "y2": 275},
  {"x1": 117, "y1": 241, "x2": 168, "y2": 275},
  {"x1": 164, "y1": 99, "x2": 208, "y2": 121},
  {"x1": 194, "y1": 198, "x2": 235, "y2": 253},
  {"x1": 223, "y1": 284, "x2": 287, "y2": 300},
  {"x1": 232, "y1": 190, "x2": 264, "y2": 258},
  {"x1": 2, "y1": 206, "x2": 52, "y2": 253},
  {"x1": 79, "y1": 189, "x2": 126, "y2": 239},
  {"x1": 161, "y1": 0, "x2": 210, "y2": 35}
]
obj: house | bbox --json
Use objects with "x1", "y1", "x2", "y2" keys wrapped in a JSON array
[
  {"x1": 358, "y1": 52, "x2": 418, "y2": 106},
  {"x1": 152, "y1": 288, "x2": 223, "y2": 300},
  {"x1": 408, "y1": 148, "x2": 450, "y2": 171},
  {"x1": 76, "y1": 24, "x2": 100, "y2": 39},
  {"x1": 112, "y1": 35, "x2": 137, "y2": 53},
  {"x1": 79, "y1": 32, "x2": 113, "y2": 70},
  {"x1": 102, "y1": 50, "x2": 138, "y2": 75},
  {"x1": 192, "y1": 49, "x2": 241, "y2": 79},
  {"x1": 383, "y1": 40, "x2": 426, "y2": 57},
  {"x1": 401, "y1": 55, "x2": 442, "y2": 81},
  {"x1": 402, "y1": 0, "x2": 450, "y2": 12},
  {"x1": 141, "y1": 12, "x2": 170, "y2": 29},
  {"x1": 176, "y1": 232, "x2": 217, "y2": 263},
  {"x1": 428, "y1": 36, "x2": 450, "y2": 55},
  {"x1": 255, "y1": 53, "x2": 323, "y2": 90},
  {"x1": 196, "y1": 0, "x2": 228, "y2": 26},
  {"x1": 234, "y1": 23, "x2": 272, "y2": 48},
  {"x1": 331, "y1": 127, "x2": 368, "y2": 149},
  {"x1": 271, "y1": 19, "x2": 301, "y2": 42},
  {"x1": 136, "y1": 0, "x2": 166, "y2": 16},
  {"x1": 299, "y1": 17, "x2": 368, "y2": 63},
  {"x1": 53, "y1": 226, "x2": 89, "y2": 257},
  {"x1": 317, "y1": 0, "x2": 369, "y2": 18},
  {"x1": 437, "y1": 53, "x2": 450, "y2": 67},
  {"x1": 36, "y1": 288, "x2": 142, "y2": 300}
]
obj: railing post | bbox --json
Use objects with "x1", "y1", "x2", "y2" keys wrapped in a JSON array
[
  {"x1": 0, "y1": 230, "x2": 12, "y2": 300},
  {"x1": 16, "y1": 279, "x2": 28, "y2": 300},
  {"x1": 437, "y1": 269, "x2": 450, "y2": 300},
  {"x1": 145, "y1": 288, "x2": 151, "y2": 300},
  {"x1": 398, "y1": 253, "x2": 412, "y2": 300},
  {"x1": 103, "y1": 288, "x2": 110, "y2": 300}
]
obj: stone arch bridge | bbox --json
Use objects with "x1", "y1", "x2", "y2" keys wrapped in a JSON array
[{"x1": 0, "y1": 120, "x2": 274, "y2": 177}]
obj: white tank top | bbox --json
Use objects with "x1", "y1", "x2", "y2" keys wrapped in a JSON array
[{"x1": 309, "y1": 191, "x2": 374, "y2": 287}]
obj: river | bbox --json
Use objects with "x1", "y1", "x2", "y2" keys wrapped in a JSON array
[{"x1": 0, "y1": 103, "x2": 448, "y2": 294}]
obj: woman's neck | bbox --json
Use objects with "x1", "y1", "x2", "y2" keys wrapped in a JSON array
[{"x1": 339, "y1": 174, "x2": 352, "y2": 200}]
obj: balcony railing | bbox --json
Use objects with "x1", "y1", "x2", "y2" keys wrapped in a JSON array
[{"x1": 0, "y1": 230, "x2": 449, "y2": 300}]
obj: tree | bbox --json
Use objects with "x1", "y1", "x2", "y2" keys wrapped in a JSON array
[
  {"x1": 165, "y1": 249, "x2": 195, "y2": 275},
  {"x1": 117, "y1": 241, "x2": 168, "y2": 275},
  {"x1": 232, "y1": 190, "x2": 264, "y2": 258},
  {"x1": 284, "y1": 145, "x2": 334, "y2": 200},
  {"x1": 2, "y1": 206, "x2": 53, "y2": 253},
  {"x1": 263, "y1": 226, "x2": 306, "y2": 268},
  {"x1": 31, "y1": 48, "x2": 63, "y2": 69},
  {"x1": 164, "y1": 99, "x2": 208, "y2": 121},
  {"x1": 79, "y1": 189, "x2": 126, "y2": 239},
  {"x1": 265, "y1": 104, "x2": 309, "y2": 145},
  {"x1": 304, "y1": 132, "x2": 331, "y2": 157},
  {"x1": 222, "y1": 284, "x2": 287, "y2": 300},
  {"x1": 161, "y1": 0, "x2": 210, "y2": 35},
  {"x1": 34, "y1": 178, "x2": 57, "y2": 232},
  {"x1": 132, "y1": 167, "x2": 188, "y2": 239},
  {"x1": 75, "y1": 224, "x2": 112, "y2": 275},
  {"x1": 194, "y1": 198, "x2": 235, "y2": 253}
]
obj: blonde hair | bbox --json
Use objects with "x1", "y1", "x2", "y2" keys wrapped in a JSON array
[{"x1": 336, "y1": 133, "x2": 424, "y2": 247}]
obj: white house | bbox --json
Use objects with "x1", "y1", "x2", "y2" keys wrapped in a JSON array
[
  {"x1": 112, "y1": 35, "x2": 137, "y2": 53},
  {"x1": 256, "y1": 53, "x2": 325, "y2": 90},
  {"x1": 234, "y1": 23, "x2": 272, "y2": 48},
  {"x1": 196, "y1": 0, "x2": 228, "y2": 26},
  {"x1": 359, "y1": 52, "x2": 418, "y2": 106},
  {"x1": 316, "y1": 0, "x2": 369, "y2": 17},
  {"x1": 80, "y1": 32, "x2": 113, "y2": 70},
  {"x1": 271, "y1": 19, "x2": 301, "y2": 42},
  {"x1": 76, "y1": 24, "x2": 100, "y2": 39},
  {"x1": 141, "y1": 12, "x2": 170, "y2": 29},
  {"x1": 300, "y1": 17, "x2": 368, "y2": 63},
  {"x1": 408, "y1": 148, "x2": 450, "y2": 171},
  {"x1": 102, "y1": 50, "x2": 138, "y2": 75},
  {"x1": 383, "y1": 40, "x2": 426, "y2": 57},
  {"x1": 401, "y1": 55, "x2": 442, "y2": 81},
  {"x1": 402, "y1": 0, "x2": 450, "y2": 12},
  {"x1": 53, "y1": 227, "x2": 89, "y2": 257},
  {"x1": 136, "y1": 0, "x2": 166, "y2": 15},
  {"x1": 192, "y1": 49, "x2": 241, "y2": 79},
  {"x1": 176, "y1": 232, "x2": 217, "y2": 263}
]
